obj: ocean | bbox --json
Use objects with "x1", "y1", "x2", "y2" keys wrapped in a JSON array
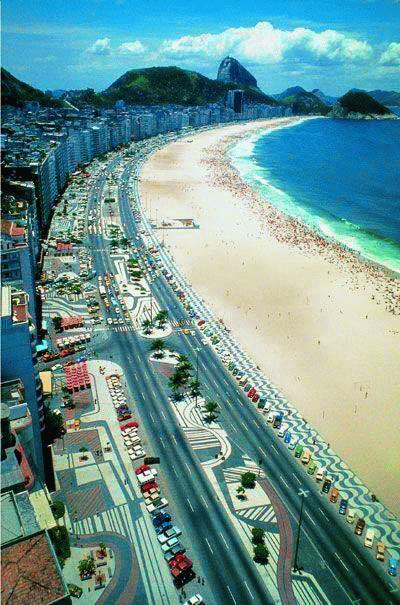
[{"x1": 228, "y1": 117, "x2": 400, "y2": 274}]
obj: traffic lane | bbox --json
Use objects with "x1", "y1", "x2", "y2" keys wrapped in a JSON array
[
  {"x1": 117, "y1": 334, "x2": 275, "y2": 605},
  {"x1": 189, "y1": 341, "x2": 396, "y2": 604}
]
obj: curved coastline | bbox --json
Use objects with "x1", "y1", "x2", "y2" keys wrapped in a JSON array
[
  {"x1": 227, "y1": 117, "x2": 400, "y2": 275},
  {"x1": 139, "y1": 117, "x2": 400, "y2": 516}
]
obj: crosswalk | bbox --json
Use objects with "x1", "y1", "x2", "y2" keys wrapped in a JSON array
[
  {"x1": 110, "y1": 324, "x2": 135, "y2": 332},
  {"x1": 183, "y1": 426, "x2": 221, "y2": 451},
  {"x1": 237, "y1": 504, "x2": 277, "y2": 524}
]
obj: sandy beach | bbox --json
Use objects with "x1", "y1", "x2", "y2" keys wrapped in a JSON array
[{"x1": 139, "y1": 117, "x2": 400, "y2": 517}]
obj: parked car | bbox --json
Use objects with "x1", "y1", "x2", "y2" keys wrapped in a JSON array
[
  {"x1": 338, "y1": 498, "x2": 348, "y2": 515},
  {"x1": 364, "y1": 528, "x2": 375, "y2": 548},
  {"x1": 152, "y1": 512, "x2": 171, "y2": 527},
  {"x1": 156, "y1": 522, "x2": 173, "y2": 535},
  {"x1": 376, "y1": 541, "x2": 386, "y2": 562},
  {"x1": 183, "y1": 595, "x2": 204, "y2": 605},
  {"x1": 307, "y1": 461, "x2": 317, "y2": 475},
  {"x1": 388, "y1": 557, "x2": 398, "y2": 576},
  {"x1": 161, "y1": 537, "x2": 181, "y2": 553},
  {"x1": 355, "y1": 518, "x2": 365, "y2": 535},
  {"x1": 346, "y1": 509, "x2": 356, "y2": 524},
  {"x1": 329, "y1": 488, "x2": 339, "y2": 503}
]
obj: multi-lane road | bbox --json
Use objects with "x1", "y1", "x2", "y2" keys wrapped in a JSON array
[{"x1": 84, "y1": 142, "x2": 399, "y2": 605}]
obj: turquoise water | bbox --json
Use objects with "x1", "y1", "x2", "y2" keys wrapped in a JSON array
[{"x1": 228, "y1": 117, "x2": 400, "y2": 275}]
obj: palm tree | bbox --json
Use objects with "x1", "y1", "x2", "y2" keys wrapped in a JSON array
[
  {"x1": 142, "y1": 318, "x2": 153, "y2": 334},
  {"x1": 151, "y1": 338, "x2": 165, "y2": 358},
  {"x1": 155, "y1": 309, "x2": 168, "y2": 328},
  {"x1": 189, "y1": 378, "x2": 201, "y2": 399}
]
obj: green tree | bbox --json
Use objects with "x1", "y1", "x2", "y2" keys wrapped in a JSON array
[
  {"x1": 150, "y1": 339, "x2": 165, "y2": 358},
  {"x1": 78, "y1": 556, "x2": 95, "y2": 576},
  {"x1": 253, "y1": 544, "x2": 269, "y2": 564},
  {"x1": 241, "y1": 471, "x2": 256, "y2": 489},
  {"x1": 154, "y1": 309, "x2": 168, "y2": 328},
  {"x1": 49, "y1": 526, "x2": 71, "y2": 568},
  {"x1": 52, "y1": 316, "x2": 62, "y2": 332},
  {"x1": 51, "y1": 500, "x2": 66, "y2": 522},
  {"x1": 142, "y1": 318, "x2": 153, "y2": 334},
  {"x1": 236, "y1": 485, "x2": 246, "y2": 500},
  {"x1": 251, "y1": 527, "x2": 265, "y2": 544},
  {"x1": 42, "y1": 406, "x2": 65, "y2": 445},
  {"x1": 189, "y1": 378, "x2": 201, "y2": 399}
]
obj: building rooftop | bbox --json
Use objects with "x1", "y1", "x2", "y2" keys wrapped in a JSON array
[{"x1": 1, "y1": 532, "x2": 69, "y2": 605}]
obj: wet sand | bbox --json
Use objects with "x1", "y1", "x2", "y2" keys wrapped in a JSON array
[{"x1": 140, "y1": 118, "x2": 400, "y2": 516}]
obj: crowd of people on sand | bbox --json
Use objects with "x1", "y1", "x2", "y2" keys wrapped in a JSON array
[{"x1": 199, "y1": 127, "x2": 400, "y2": 317}]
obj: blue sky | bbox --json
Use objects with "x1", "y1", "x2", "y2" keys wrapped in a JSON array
[{"x1": 2, "y1": 0, "x2": 399, "y2": 95}]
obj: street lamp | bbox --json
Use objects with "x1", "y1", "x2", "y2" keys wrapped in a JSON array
[
  {"x1": 195, "y1": 347, "x2": 200, "y2": 406},
  {"x1": 293, "y1": 488, "x2": 308, "y2": 572}
]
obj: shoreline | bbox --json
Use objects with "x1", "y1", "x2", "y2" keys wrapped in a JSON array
[{"x1": 139, "y1": 117, "x2": 400, "y2": 516}]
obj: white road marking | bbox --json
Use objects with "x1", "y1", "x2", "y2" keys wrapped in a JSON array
[
  {"x1": 219, "y1": 532, "x2": 228, "y2": 548},
  {"x1": 205, "y1": 538, "x2": 213, "y2": 554},
  {"x1": 244, "y1": 581, "x2": 253, "y2": 599},
  {"x1": 227, "y1": 585, "x2": 237, "y2": 604},
  {"x1": 161, "y1": 410, "x2": 166, "y2": 420},
  {"x1": 200, "y1": 495, "x2": 208, "y2": 509},
  {"x1": 334, "y1": 552, "x2": 349, "y2": 571},
  {"x1": 305, "y1": 511, "x2": 316, "y2": 525},
  {"x1": 280, "y1": 476, "x2": 289, "y2": 489},
  {"x1": 184, "y1": 462, "x2": 192, "y2": 475},
  {"x1": 292, "y1": 473, "x2": 301, "y2": 484},
  {"x1": 186, "y1": 498, "x2": 194, "y2": 513}
]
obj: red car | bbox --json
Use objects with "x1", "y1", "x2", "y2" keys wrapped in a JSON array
[
  {"x1": 121, "y1": 421, "x2": 139, "y2": 429},
  {"x1": 168, "y1": 553, "x2": 193, "y2": 569},
  {"x1": 135, "y1": 464, "x2": 150, "y2": 475},
  {"x1": 141, "y1": 481, "x2": 158, "y2": 494}
]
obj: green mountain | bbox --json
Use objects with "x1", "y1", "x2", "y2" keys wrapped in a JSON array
[
  {"x1": 96, "y1": 66, "x2": 276, "y2": 107},
  {"x1": 1, "y1": 68, "x2": 62, "y2": 108},
  {"x1": 274, "y1": 86, "x2": 329, "y2": 115},
  {"x1": 330, "y1": 90, "x2": 392, "y2": 117}
]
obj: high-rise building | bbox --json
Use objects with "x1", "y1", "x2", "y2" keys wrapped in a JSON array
[
  {"x1": 1, "y1": 286, "x2": 45, "y2": 481},
  {"x1": 227, "y1": 89, "x2": 244, "y2": 114}
]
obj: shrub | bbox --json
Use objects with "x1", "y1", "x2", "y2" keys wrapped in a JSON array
[
  {"x1": 241, "y1": 472, "x2": 256, "y2": 489},
  {"x1": 51, "y1": 500, "x2": 66, "y2": 520},
  {"x1": 49, "y1": 526, "x2": 71, "y2": 568}
]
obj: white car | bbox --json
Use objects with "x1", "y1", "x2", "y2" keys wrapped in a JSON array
[
  {"x1": 107, "y1": 317, "x2": 113, "y2": 325},
  {"x1": 183, "y1": 596, "x2": 204, "y2": 605}
]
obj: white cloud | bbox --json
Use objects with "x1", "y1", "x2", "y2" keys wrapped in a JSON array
[
  {"x1": 379, "y1": 42, "x2": 400, "y2": 65},
  {"x1": 160, "y1": 21, "x2": 373, "y2": 65},
  {"x1": 88, "y1": 38, "x2": 112, "y2": 55},
  {"x1": 118, "y1": 41, "x2": 146, "y2": 54}
]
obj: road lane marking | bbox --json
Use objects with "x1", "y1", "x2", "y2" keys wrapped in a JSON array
[
  {"x1": 244, "y1": 581, "x2": 253, "y2": 599},
  {"x1": 159, "y1": 437, "x2": 165, "y2": 449},
  {"x1": 172, "y1": 468, "x2": 178, "y2": 477},
  {"x1": 292, "y1": 473, "x2": 301, "y2": 484},
  {"x1": 205, "y1": 538, "x2": 213, "y2": 554},
  {"x1": 305, "y1": 511, "x2": 316, "y2": 525},
  {"x1": 334, "y1": 552, "x2": 349, "y2": 571},
  {"x1": 319, "y1": 508, "x2": 329, "y2": 521},
  {"x1": 280, "y1": 475, "x2": 289, "y2": 489},
  {"x1": 353, "y1": 553, "x2": 363, "y2": 566},
  {"x1": 239, "y1": 420, "x2": 249, "y2": 431},
  {"x1": 161, "y1": 410, "x2": 166, "y2": 420},
  {"x1": 200, "y1": 495, "x2": 208, "y2": 509},
  {"x1": 149, "y1": 413, "x2": 155, "y2": 422},
  {"x1": 184, "y1": 462, "x2": 192, "y2": 475},
  {"x1": 227, "y1": 585, "x2": 237, "y2": 604},
  {"x1": 270, "y1": 444, "x2": 278, "y2": 454},
  {"x1": 219, "y1": 532, "x2": 228, "y2": 548},
  {"x1": 186, "y1": 498, "x2": 195, "y2": 512},
  {"x1": 259, "y1": 448, "x2": 267, "y2": 457}
]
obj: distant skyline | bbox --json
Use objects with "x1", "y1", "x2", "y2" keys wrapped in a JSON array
[{"x1": 2, "y1": 0, "x2": 399, "y2": 96}]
